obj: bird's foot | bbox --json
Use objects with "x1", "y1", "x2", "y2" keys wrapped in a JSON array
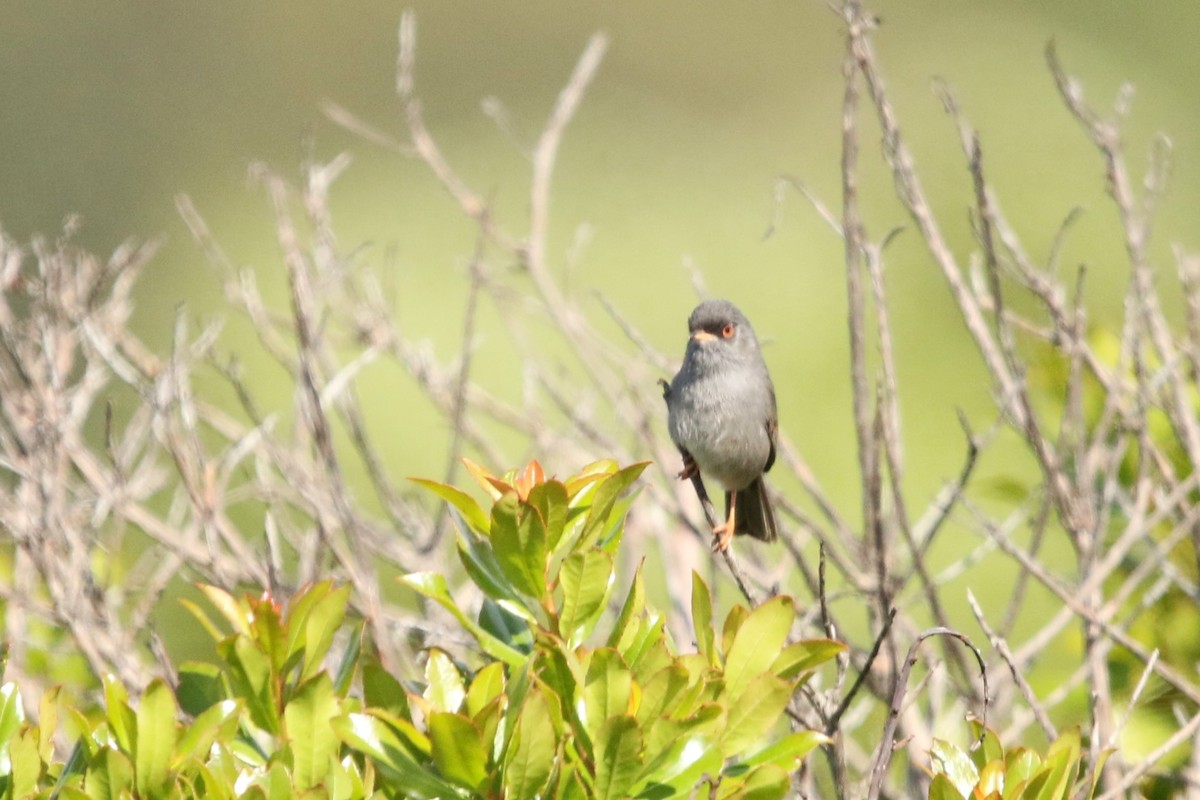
[
  {"x1": 677, "y1": 453, "x2": 699, "y2": 481},
  {"x1": 711, "y1": 522, "x2": 734, "y2": 553}
]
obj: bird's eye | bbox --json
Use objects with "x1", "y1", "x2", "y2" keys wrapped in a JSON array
[{"x1": 721, "y1": 323, "x2": 735, "y2": 339}]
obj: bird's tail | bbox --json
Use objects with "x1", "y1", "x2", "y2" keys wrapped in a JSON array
[{"x1": 728, "y1": 478, "x2": 777, "y2": 542}]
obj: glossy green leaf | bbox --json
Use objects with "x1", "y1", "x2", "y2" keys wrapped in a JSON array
[
  {"x1": 770, "y1": 638, "x2": 845, "y2": 680},
  {"x1": 1005, "y1": 747, "x2": 1041, "y2": 792},
  {"x1": 176, "y1": 662, "x2": 225, "y2": 717},
  {"x1": 87, "y1": 747, "x2": 134, "y2": 800},
  {"x1": 362, "y1": 662, "x2": 410, "y2": 719},
  {"x1": 219, "y1": 632, "x2": 280, "y2": 734},
  {"x1": 424, "y1": 649, "x2": 466, "y2": 713},
  {"x1": 723, "y1": 596, "x2": 794, "y2": 699},
  {"x1": 967, "y1": 716, "x2": 1005, "y2": 770},
  {"x1": 173, "y1": 699, "x2": 241, "y2": 766},
  {"x1": 734, "y1": 763, "x2": 791, "y2": 800},
  {"x1": 491, "y1": 493, "x2": 549, "y2": 600},
  {"x1": 466, "y1": 662, "x2": 506, "y2": 719},
  {"x1": 559, "y1": 550, "x2": 615, "y2": 647},
  {"x1": 299, "y1": 583, "x2": 352, "y2": 681},
  {"x1": 635, "y1": 665, "x2": 690, "y2": 727},
  {"x1": 410, "y1": 477, "x2": 491, "y2": 534},
  {"x1": 455, "y1": 523, "x2": 531, "y2": 616},
  {"x1": 721, "y1": 674, "x2": 792, "y2": 754},
  {"x1": 742, "y1": 730, "x2": 830, "y2": 770},
  {"x1": 333, "y1": 713, "x2": 461, "y2": 800},
  {"x1": 197, "y1": 584, "x2": 252, "y2": 636},
  {"x1": 594, "y1": 715, "x2": 642, "y2": 800},
  {"x1": 400, "y1": 572, "x2": 525, "y2": 667},
  {"x1": 285, "y1": 674, "x2": 341, "y2": 791},
  {"x1": 102, "y1": 675, "x2": 137, "y2": 755},
  {"x1": 690, "y1": 571, "x2": 716, "y2": 666},
  {"x1": 479, "y1": 598, "x2": 533, "y2": 653},
  {"x1": 582, "y1": 649, "x2": 632, "y2": 739},
  {"x1": 9, "y1": 727, "x2": 39, "y2": 799},
  {"x1": 429, "y1": 712, "x2": 488, "y2": 791},
  {"x1": 135, "y1": 678, "x2": 178, "y2": 800},
  {"x1": 928, "y1": 773, "x2": 968, "y2": 800},
  {"x1": 721, "y1": 605, "x2": 749, "y2": 659},
  {"x1": 607, "y1": 561, "x2": 646, "y2": 652},
  {"x1": 578, "y1": 462, "x2": 650, "y2": 549},
  {"x1": 564, "y1": 459, "x2": 619, "y2": 499},
  {"x1": 37, "y1": 684, "x2": 59, "y2": 763},
  {"x1": 930, "y1": 739, "x2": 979, "y2": 800},
  {"x1": 503, "y1": 685, "x2": 556, "y2": 800},
  {"x1": 247, "y1": 593, "x2": 288, "y2": 673},
  {"x1": 527, "y1": 480, "x2": 569, "y2": 552},
  {"x1": 0, "y1": 682, "x2": 26, "y2": 767}
]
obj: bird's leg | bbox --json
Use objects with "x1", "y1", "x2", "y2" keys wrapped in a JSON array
[
  {"x1": 712, "y1": 491, "x2": 736, "y2": 552},
  {"x1": 677, "y1": 451, "x2": 700, "y2": 481}
]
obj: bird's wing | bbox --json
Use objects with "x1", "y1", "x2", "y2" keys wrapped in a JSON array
[{"x1": 763, "y1": 383, "x2": 778, "y2": 473}]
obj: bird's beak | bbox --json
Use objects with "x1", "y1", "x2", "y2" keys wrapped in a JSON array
[{"x1": 691, "y1": 330, "x2": 716, "y2": 343}]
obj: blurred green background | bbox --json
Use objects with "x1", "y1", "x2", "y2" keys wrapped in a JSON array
[
  {"x1": 2, "y1": 2, "x2": 1197, "y2": 487},
  {"x1": 2, "y1": 0, "x2": 1198, "y2": 755}
]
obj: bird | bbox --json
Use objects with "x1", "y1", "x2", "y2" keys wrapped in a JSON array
[{"x1": 665, "y1": 299, "x2": 778, "y2": 552}]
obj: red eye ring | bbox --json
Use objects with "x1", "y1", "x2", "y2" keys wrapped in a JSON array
[{"x1": 721, "y1": 323, "x2": 735, "y2": 339}]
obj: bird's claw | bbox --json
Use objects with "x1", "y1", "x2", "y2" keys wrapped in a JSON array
[
  {"x1": 711, "y1": 523, "x2": 734, "y2": 553},
  {"x1": 677, "y1": 453, "x2": 699, "y2": 481}
]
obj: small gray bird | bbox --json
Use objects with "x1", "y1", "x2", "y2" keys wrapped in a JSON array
[{"x1": 666, "y1": 299, "x2": 778, "y2": 552}]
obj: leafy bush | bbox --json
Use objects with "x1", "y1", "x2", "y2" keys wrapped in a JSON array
[{"x1": 0, "y1": 459, "x2": 847, "y2": 799}]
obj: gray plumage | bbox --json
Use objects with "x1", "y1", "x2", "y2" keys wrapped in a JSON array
[{"x1": 666, "y1": 299, "x2": 778, "y2": 545}]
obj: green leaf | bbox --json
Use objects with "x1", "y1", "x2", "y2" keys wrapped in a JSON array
[
  {"x1": 135, "y1": 678, "x2": 178, "y2": 800},
  {"x1": 633, "y1": 729, "x2": 723, "y2": 798},
  {"x1": 424, "y1": 649, "x2": 466, "y2": 713},
  {"x1": 410, "y1": 477, "x2": 491, "y2": 535},
  {"x1": 466, "y1": 663, "x2": 506, "y2": 719},
  {"x1": 742, "y1": 730, "x2": 830, "y2": 770},
  {"x1": 86, "y1": 747, "x2": 135, "y2": 800},
  {"x1": 0, "y1": 682, "x2": 26, "y2": 767},
  {"x1": 690, "y1": 571, "x2": 717, "y2": 667},
  {"x1": 176, "y1": 662, "x2": 225, "y2": 717},
  {"x1": 9, "y1": 727, "x2": 40, "y2": 799},
  {"x1": 1004, "y1": 747, "x2": 1041, "y2": 790},
  {"x1": 723, "y1": 596, "x2": 794, "y2": 699},
  {"x1": 635, "y1": 665, "x2": 690, "y2": 727},
  {"x1": 564, "y1": 459, "x2": 619, "y2": 499},
  {"x1": 400, "y1": 572, "x2": 525, "y2": 667},
  {"x1": 721, "y1": 674, "x2": 792, "y2": 754},
  {"x1": 455, "y1": 522, "x2": 533, "y2": 617},
  {"x1": 582, "y1": 650, "x2": 632, "y2": 739},
  {"x1": 247, "y1": 593, "x2": 288, "y2": 673},
  {"x1": 528, "y1": 480, "x2": 569, "y2": 552},
  {"x1": 491, "y1": 493, "x2": 549, "y2": 600},
  {"x1": 770, "y1": 638, "x2": 845, "y2": 680},
  {"x1": 503, "y1": 685, "x2": 557, "y2": 800},
  {"x1": 429, "y1": 712, "x2": 488, "y2": 791},
  {"x1": 578, "y1": 463, "x2": 649, "y2": 550},
  {"x1": 362, "y1": 662, "x2": 410, "y2": 719},
  {"x1": 559, "y1": 550, "x2": 615, "y2": 647},
  {"x1": 102, "y1": 675, "x2": 136, "y2": 754},
  {"x1": 219, "y1": 632, "x2": 280, "y2": 734},
  {"x1": 721, "y1": 604, "x2": 749, "y2": 659},
  {"x1": 333, "y1": 713, "x2": 461, "y2": 800},
  {"x1": 285, "y1": 674, "x2": 341, "y2": 791},
  {"x1": 967, "y1": 716, "x2": 1005, "y2": 770},
  {"x1": 173, "y1": 699, "x2": 241, "y2": 766},
  {"x1": 607, "y1": 561, "x2": 646, "y2": 652},
  {"x1": 930, "y1": 739, "x2": 979, "y2": 800},
  {"x1": 732, "y1": 763, "x2": 791, "y2": 800},
  {"x1": 593, "y1": 716, "x2": 642, "y2": 800},
  {"x1": 1031, "y1": 729, "x2": 1080, "y2": 800},
  {"x1": 196, "y1": 584, "x2": 252, "y2": 636},
  {"x1": 300, "y1": 583, "x2": 352, "y2": 681},
  {"x1": 479, "y1": 598, "x2": 533, "y2": 653},
  {"x1": 37, "y1": 684, "x2": 59, "y2": 763},
  {"x1": 928, "y1": 773, "x2": 967, "y2": 800}
]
